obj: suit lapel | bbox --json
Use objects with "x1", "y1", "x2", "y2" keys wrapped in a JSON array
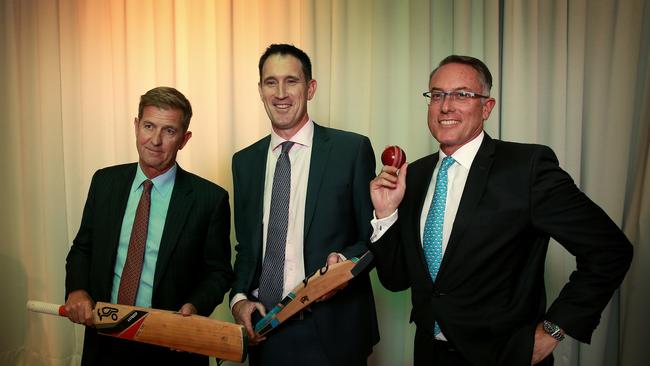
[
  {"x1": 439, "y1": 135, "x2": 496, "y2": 276},
  {"x1": 105, "y1": 165, "x2": 137, "y2": 264},
  {"x1": 153, "y1": 165, "x2": 194, "y2": 292},
  {"x1": 250, "y1": 138, "x2": 271, "y2": 263},
  {"x1": 304, "y1": 123, "x2": 331, "y2": 240}
]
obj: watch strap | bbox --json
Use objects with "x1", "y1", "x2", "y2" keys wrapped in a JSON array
[{"x1": 542, "y1": 320, "x2": 565, "y2": 341}]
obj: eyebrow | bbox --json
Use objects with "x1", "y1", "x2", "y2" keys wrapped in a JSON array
[
  {"x1": 263, "y1": 74, "x2": 302, "y2": 82},
  {"x1": 430, "y1": 86, "x2": 473, "y2": 91},
  {"x1": 141, "y1": 120, "x2": 180, "y2": 130}
]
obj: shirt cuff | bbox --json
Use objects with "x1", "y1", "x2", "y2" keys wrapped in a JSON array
[
  {"x1": 370, "y1": 209, "x2": 398, "y2": 243},
  {"x1": 229, "y1": 293, "x2": 249, "y2": 310}
]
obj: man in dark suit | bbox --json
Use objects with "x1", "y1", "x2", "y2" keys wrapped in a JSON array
[
  {"x1": 230, "y1": 44, "x2": 379, "y2": 365},
  {"x1": 64, "y1": 87, "x2": 233, "y2": 365},
  {"x1": 369, "y1": 55, "x2": 632, "y2": 365}
]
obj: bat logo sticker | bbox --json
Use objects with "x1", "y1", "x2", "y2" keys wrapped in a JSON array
[{"x1": 97, "y1": 306, "x2": 119, "y2": 321}]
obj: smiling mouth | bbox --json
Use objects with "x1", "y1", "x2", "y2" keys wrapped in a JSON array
[
  {"x1": 145, "y1": 147, "x2": 163, "y2": 154},
  {"x1": 439, "y1": 119, "x2": 460, "y2": 126},
  {"x1": 274, "y1": 103, "x2": 292, "y2": 110}
]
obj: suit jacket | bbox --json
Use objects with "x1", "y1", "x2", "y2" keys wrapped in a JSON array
[
  {"x1": 371, "y1": 134, "x2": 632, "y2": 366},
  {"x1": 65, "y1": 163, "x2": 233, "y2": 365},
  {"x1": 230, "y1": 123, "x2": 380, "y2": 364}
]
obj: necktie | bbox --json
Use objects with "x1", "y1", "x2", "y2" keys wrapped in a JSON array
[
  {"x1": 422, "y1": 156, "x2": 455, "y2": 335},
  {"x1": 259, "y1": 141, "x2": 294, "y2": 310},
  {"x1": 117, "y1": 179, "x2": 153, "y2": 305}
]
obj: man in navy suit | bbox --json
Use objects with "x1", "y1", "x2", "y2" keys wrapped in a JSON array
[
  {"x1": 370, "y1": 55, "x2": 632, "y2": 365},
  {"x1": 230, "y1": 44, "x2": 379, "y2": 365},
  {"x1": 64, "y1": 87, "x2": 233, "y2": 365}
]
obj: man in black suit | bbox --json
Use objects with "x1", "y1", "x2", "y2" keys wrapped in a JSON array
[
  {"x1": 230, "y1": 44, "x2": 379, "y2": 365},
  {"x1": 64, "y1": 87, "x2": 233, "y2": 365},
  {"x1": 369, "y1": 55, "x2": 632, "y2": 365}
]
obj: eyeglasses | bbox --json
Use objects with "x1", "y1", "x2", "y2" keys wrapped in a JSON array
[{"x1": 423, "y1": 90, "x2": 490, "y2": 105}]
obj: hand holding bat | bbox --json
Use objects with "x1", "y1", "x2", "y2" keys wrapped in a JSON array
[
  {"x1": 64, "y1": 289, "x2": 95, "y2": 326},
  {"x1": 232, "y1": 299, "x2": 267, "y2": 345},
  {"x1": 317, "y1": 252, "x2": 348, "y2": 302}
]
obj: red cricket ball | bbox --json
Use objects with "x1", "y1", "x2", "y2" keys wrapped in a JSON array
[{"x1": 381, "y1": 145, "x2": 406, "y2": 168}]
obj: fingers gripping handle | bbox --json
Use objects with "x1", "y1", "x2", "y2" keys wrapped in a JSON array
[{"x1": 26, "y1": 300, "x2": 67, "y2": 316}]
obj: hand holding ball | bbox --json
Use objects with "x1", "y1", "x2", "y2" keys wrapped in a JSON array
[{"x1": 381, "y1": 146, "x2": 406, "y2": 169}]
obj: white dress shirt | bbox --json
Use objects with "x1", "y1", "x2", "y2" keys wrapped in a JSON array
[
  {"x1": 260, "y1": 121, "x2": 313, "y2": 298},
  {"x1": 231, "y1": 120, "x2": 314, "y2": 309},
  {"x1": 370, "y1": 131, "x2": 485, "y2": 339}
]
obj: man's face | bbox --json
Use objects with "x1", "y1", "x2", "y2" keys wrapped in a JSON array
[
  {"x1": 427, "y1": 63, "x2": 495, "y2": 155},
  {"x1": 134, "y1": 105, "x2": 191, "y2": 178},
  {"x1": 259, "y1": 54, "x2": 316, "y2": 138}
]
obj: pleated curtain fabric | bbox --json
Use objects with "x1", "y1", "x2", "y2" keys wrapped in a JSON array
[{"x1": 258, "y1": 141, "x2": 295, "y2": 311}]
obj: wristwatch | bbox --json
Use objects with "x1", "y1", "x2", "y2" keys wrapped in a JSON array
[{"x1": 542, "y1": 320, "x2": 565, "y2": 341}]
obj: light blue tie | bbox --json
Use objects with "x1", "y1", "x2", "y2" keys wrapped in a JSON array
[{"x1": 423, "y1": 156, "x2": 455, "y2": 335}]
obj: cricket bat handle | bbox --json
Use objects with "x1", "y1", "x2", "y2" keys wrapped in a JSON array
[{"x1": 27, "y1": 300, "x2": 67, "y2": 317}]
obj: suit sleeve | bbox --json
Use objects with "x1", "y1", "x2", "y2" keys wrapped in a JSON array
[
  {"x1": 338, "y1": 136, "x2": 376, "y2": 260},
  {"x1": 370, "y1": 222, "x2": 411, "y2": 292},
  {"x1": 187, "y1": 188, "x2": 233, "y2": 315},
  {"x1": 65, "y1": 171, "x2": 99, "y2": 298},
  {"x1": 530, "y1": 146, "x2": 632, "y2": 343},
  {"x1": 230, "y1": 153, "x2": 255, "y2": 300}
]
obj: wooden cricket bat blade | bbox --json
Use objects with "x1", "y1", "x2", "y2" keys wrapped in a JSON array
[
  {"x1": 254, "y1": 250, "x2": 374, "y2": 336},
  {"x1": 27, "y1": 300, "x2": 247, "y2": 362}
]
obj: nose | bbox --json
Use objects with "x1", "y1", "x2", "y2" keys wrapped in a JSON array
[
  {"x1": 277, "y1": 82, "x2": 287, "y2": 98},
  {"x1": 440, "y1": 94, "x2": 453, "y2": 113},
  {"x1": 151, "y1": 129, "x2": 162, "y2": 145}
]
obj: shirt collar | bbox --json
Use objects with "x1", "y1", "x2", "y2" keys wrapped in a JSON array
[
  {"x1": 439, "y1": 131, "x2": 484, "y2": 170},
  {"x1": 270, "y1": 119, "x2": 314, "y2": 152},
  {"x1": 134, "y1": 163, "x2": 177, "y2": 197}
]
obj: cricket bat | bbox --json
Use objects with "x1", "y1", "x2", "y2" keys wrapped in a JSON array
[
  {"x1": 254, "y1": 250, "x2": 374, "y2": 336},
  {"x1": 27, "y1": 300, "x2": 247, "y2": 362}
]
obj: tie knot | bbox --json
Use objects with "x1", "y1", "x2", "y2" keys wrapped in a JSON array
[
  {"x1": 280, "y1": 141, "x2": 295, "y2": 155},
  {"x1": 142, "y1": 179, "x2": 153, "y2": 193},
  {"x1": 440, "y1": 156, "x2": 455, "y2": 171}
]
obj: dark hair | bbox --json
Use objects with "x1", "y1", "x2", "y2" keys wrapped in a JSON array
[
  {"x1": 258, "y1": 44, "x2": 312, "y2": 81},
  {"x1": 430, "y1": 55, "x2": 493, "y2": 93},
  {"x1": 138, "y1": 87, "x2": 193, "y2": 130}
]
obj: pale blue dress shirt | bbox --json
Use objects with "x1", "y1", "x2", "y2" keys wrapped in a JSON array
[{"x1": 110, "y1": 164, "x2": 176, "y2": 307}]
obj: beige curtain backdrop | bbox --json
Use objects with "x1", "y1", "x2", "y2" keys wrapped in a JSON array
[{"x1": 0, "y1": 0, "x2": 647, "y2": 365}]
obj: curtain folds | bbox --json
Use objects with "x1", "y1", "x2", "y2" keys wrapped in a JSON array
[
  {"x1": 1, "y1": 1, "x2": 647, "y2": 365},
  {"x1": 501, "y1": 1, "x2": 649, "y2": 365}
]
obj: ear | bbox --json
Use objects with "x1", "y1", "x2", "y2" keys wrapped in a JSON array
[
  {"x1": 179, "y1": 130, "x2": 192, "y2": 150},
  {"x1": 306, "y1": 79, "x2": 317, "y2": 101},
  {"x1": 482, "y1": 97, "x2": 496, "y2": 120},
  {"x1": 258, "y1": 82, "x2": 264, "y2": 101},
  {"x1": 134, "y1": 117, "x2": 139, "y2": 134}
]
